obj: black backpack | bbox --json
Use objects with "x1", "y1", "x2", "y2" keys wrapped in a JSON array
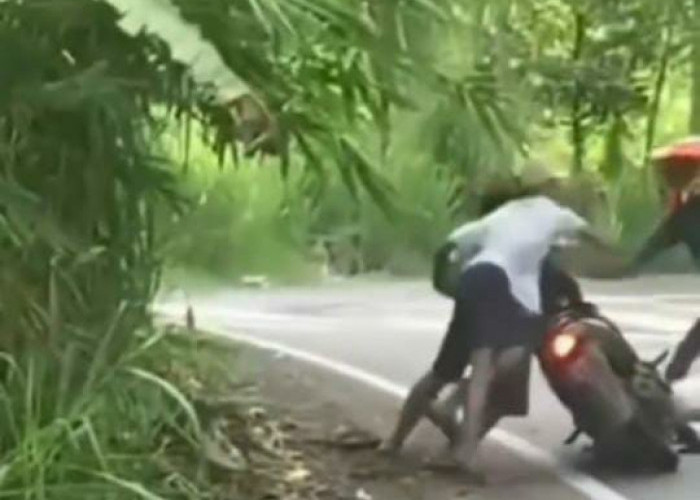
[{"x1": 432, "y1": 241, "x2": 461, "y2": 299}]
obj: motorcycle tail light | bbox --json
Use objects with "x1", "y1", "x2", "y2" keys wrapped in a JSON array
[{"x1": 551, "y1": 332, "x2": 578, "y2": 359}]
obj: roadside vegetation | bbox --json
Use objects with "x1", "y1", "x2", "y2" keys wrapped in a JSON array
[{"x1": 161, "y1": 0, "x2": 700, "y2": 284}]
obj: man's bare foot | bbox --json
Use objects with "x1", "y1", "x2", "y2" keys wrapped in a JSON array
[
  {"x1": 422, "y1": 455, "x2": 486, "y2": 485},
  {"x1": 421, "y1": 447, "x2": 452, "y2": 468}
]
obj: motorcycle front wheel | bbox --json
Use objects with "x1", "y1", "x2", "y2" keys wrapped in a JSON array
[{"x1": 594, "y1": 417, "x2": 679, "y2": 473}]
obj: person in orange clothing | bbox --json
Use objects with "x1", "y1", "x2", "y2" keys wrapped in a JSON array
[{"x1": 632, "y1": 151, "x2": 700, "y2": 381}]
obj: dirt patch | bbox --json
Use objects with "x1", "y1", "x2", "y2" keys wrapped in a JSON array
[
  {"x1": 241, "y1": 350, "x2": 480, "y2": 500},
  {"x1": 237, "y1": 346, "x2": 588, "y2": 500}
]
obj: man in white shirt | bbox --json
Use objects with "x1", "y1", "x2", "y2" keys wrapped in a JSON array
[{"x1": 380, "y1": 190, "x2": 606, "y2": 479}]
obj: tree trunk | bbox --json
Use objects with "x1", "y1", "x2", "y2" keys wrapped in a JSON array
[
  {"x1": 367, "y1": 0, "x2": 400, "y2": 160},
  {"x1": 571, "y1": 11, "x2": 586, "y2": 174},
  {"x1": 644, "y1": 18, "x2": 673, "y2": 166},
  {"x1": 690, "y1": 0, "x2": 700, "y2": 134}
]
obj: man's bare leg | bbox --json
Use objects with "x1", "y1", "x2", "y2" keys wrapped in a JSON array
[
  {"x1": 426, "y1": 378, "x2": 470, "y2": 443},
  {"x1": 424, "y1": 403, "x2": 500, "y2": 471},
  {"x1": 450, "y1": 348, "x2": 494, "y2": 474},
  {"x1": 671, "y1": 374, "x2": 700, "y2": 422},
  {"x1": 666, "y1": 319, "x2": 700, "y2": 381},
  {"x1": 447, "y1": 347, "x2": 524, "y2": 476},
  {"x1": 464, "y1": 346, "x2": 525, "y2": 443},
  {"x1": 379, "y1": 370, "x2": 447, "y2": 454}
]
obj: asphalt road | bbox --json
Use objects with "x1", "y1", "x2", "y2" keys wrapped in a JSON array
[{"x1": 159, "y1": 274, "x2": 700, "y2": 500}]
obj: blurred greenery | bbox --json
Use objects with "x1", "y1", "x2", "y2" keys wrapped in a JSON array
[{"x1": 159, "y1": 0, "x2": 700, "y2": 283}]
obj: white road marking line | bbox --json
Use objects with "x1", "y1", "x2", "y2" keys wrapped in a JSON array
[
  {"x1": 158, "y1": 302, "x2": 687, "y2": 344},
  {"x1": 586, "y1": 294, "x2": 699, "y2": 303},
  {"x1": 157, "y1": 308, "x2": 631, "y2": 500}
]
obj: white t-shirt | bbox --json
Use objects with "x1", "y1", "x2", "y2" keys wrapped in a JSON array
[{"x1": 447, "y1": 196, "x2": 588, "y2": 313}]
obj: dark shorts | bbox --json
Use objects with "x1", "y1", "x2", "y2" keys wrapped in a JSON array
[
  {"x1": 487, "y1": 351, "x2": 532, "y2": 416},
  {"x1": 432, "y1": 263, "x2": 543, "y2": 383}
]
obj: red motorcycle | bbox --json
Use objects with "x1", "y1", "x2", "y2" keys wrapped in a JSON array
[{"x1": 539, "y1": 305, "x2": 680, "y2": 472}]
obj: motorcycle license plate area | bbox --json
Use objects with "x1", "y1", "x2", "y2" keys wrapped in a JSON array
[{"x1": 542, "y1": 331, "x2": 636, "y2": 433}]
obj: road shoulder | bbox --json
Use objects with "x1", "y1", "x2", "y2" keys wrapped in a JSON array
[{"x1": 242, "y1": 344, "x2": 590, "y2": 500}]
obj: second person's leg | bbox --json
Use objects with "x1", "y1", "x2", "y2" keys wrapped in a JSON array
[
  {"x1": 379, "y1": 370, "x2": 447, "y2": 453},
  {"x1": 666, "y1": 319, "x2": 700, "y2": 381}
]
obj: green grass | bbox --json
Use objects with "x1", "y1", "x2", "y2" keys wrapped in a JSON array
[
  {"x1": 0, "y1": 317, "x2": 276, "y2": 500},
  {"x1": 159, "y1": 119, "x2": 460, "y2": 284},
  {"x1": 158, "y1": 129, "x2": 326, "y2": 286},
  {"x1": 0, "y1": 322, "x2": 205, "y2": 499},
  {"x1": 158, "y1": 130, "x2": 657, "y2": 283}
]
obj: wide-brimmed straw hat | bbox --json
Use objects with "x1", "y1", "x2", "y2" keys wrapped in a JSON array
[{"x1": 518, "y1": 160, "x2": 563, "y2": 188}]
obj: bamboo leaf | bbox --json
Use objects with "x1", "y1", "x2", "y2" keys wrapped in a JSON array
[
  {"x1": 334, "y1": 139, "x2": 360, "y2": 202},
  {"x1": 81, "y1": 417, "x2": 109, "y2": 471},
  {"x1": 339, "y1": 135, "x2": 397, "y2": 215},
  {"x1": 83, "y1": 303, "x2": 128, "y2": 393},
  {"x1": 0, "y1": 180, "x2": 41, "y2": 214},
  {"x1": 104, "y1": 0, "x2": 251, "y2": 103}
]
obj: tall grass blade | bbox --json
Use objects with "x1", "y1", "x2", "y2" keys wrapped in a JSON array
[
  {"x1": 87, "y1": 470, "x2": 167, "y2": 500},
  {"x1": 125, "y1": 367, "x2": 202, "y2": 439}
]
